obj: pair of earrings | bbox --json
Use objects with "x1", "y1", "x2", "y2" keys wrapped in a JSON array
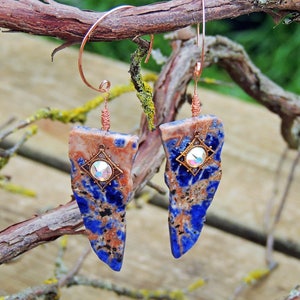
[{"x1": 69, "y1": 3, "x2": 224, "y2": 271}]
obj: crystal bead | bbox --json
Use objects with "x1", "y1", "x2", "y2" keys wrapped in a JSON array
[
  {"x1": 90, "y1": 160, "x2": 113, "y2": 182},
  {"x1": 185, "y1": 147, "x2": 206, "y2": 168}
]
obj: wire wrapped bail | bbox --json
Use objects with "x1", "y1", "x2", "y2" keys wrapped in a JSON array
[
  {"x1": 98, "y1": 80, "x2": 111, "y2": 131},
  {"x1": 192, "y1": 61, "x2": 202, "y2": 117},
  {"x1": 191, "y1": 0, "x2": 206, "y2": 118}
]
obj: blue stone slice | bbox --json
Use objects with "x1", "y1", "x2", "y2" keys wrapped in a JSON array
[
  {"x1": 159, "y1": 115, "x2": 224, "y2": 258},
  {"x1": 69, "y1": 126, "x2": 138, "y2": 271}
]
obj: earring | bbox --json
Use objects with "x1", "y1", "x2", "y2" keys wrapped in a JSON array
[
  {"x1": 159, "y1": 0, "x2": 224, "y2": 259},
  {"x1": 69, "y1": 6, "x2": 138, "y2": 272}
]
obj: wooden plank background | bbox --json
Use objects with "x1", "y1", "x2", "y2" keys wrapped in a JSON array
[{"x1": 0, "y1": 33, "x2": 299, "y2": 300}]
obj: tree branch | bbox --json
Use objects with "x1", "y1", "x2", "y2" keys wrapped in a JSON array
[
  {"x1": 0, "y1": 0, "x2": 299, "y2": 43},
  {"x1": 1, "y1": 32, "x2": 300, "y2": 263},
  {"x1": 0, "y1": 201, "x2": 83, "y2": 264},
  {"x1": 205, "y1": 35, "x2": 300, "y2": 149}
]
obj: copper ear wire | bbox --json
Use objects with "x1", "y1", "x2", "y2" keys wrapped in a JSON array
[
  {"x1": 191, "y1": 0, "x2": 206, "y2": 117},
  {"x1": 78, "y1": 5, "x2": 133, "y2": 131},
  {"x1": 78, "y1": 5, "x2": 133, "y2": 93}
]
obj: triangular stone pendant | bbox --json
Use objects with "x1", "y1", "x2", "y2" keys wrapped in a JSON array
[
  {"x1": 159, "y1": 115, "x2": 224, "y2": 258},
  {"x1": 69, "y1": 126, "x2": 138, "y2": 271}
]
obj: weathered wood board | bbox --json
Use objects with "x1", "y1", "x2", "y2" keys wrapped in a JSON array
[
  {"x1": 0, "y1": 33, "x2": 299, "y2": 299},
  {"x1": 0, "y1": 156, "x2": 300, "y2": 300}
]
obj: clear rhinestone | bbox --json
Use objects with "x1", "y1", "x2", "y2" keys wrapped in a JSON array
[
  {"x1": 185, "y1": 147, "x2": 206, "y2": 168},
  {"x1": 90, "y1": 160, "x2": 113, "y2": 182}
]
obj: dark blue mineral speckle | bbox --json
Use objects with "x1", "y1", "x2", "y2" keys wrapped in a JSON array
[{"x1": 114, "y1": 138, "x2": 126, "y2": 148}]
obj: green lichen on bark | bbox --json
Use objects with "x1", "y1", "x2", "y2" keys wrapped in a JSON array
[{"x1": 130, "y1": 39, "x2": 155, "y2": 131}]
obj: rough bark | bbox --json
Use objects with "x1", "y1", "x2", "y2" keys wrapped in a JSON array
[
  {"x1": 206, "y1": 36, "x2": 300, "y2": 149},
  {"x1": 0, "y1": 0, "x2": 299, "y2": 42},
  {"x1": 0, "y1": 201, "x2": 83, "y2": 263}
]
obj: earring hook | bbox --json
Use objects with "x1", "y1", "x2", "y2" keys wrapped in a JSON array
[
  {"x1": 78, "y1": 5, "x2": 133, "y2": 131},
  {"x1": 78, "y1": 5, "x2": 133, "y2": 93},
  {"x1": 192, "y1": 0, "x2": 206, "y2": 117}
]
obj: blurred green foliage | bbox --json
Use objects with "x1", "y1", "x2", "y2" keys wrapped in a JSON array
[
  {"x1": 56, "y1": 0, "x2": 300, "y2": 100},
  {"x1": 205, "y1": 15, "x2": 300, "y2": 100}
]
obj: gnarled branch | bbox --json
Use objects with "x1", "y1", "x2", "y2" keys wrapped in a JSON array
[
  {"x1": 206, "y1": 35, "x2": 300, "y2": 149},
  {"x1": 0, "y1": 201, "x2": 83, "y2": 263},
  {"x1": 0, "y1": 0, "x2": 299, "y2": 43}
]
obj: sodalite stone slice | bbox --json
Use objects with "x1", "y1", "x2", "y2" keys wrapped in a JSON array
[
  {"x1": 69, "y1": 126, "x2": 138, "y2": 271},
  {"x1": 159, "y1": 115, "x2": 224, "y2": 258}
]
